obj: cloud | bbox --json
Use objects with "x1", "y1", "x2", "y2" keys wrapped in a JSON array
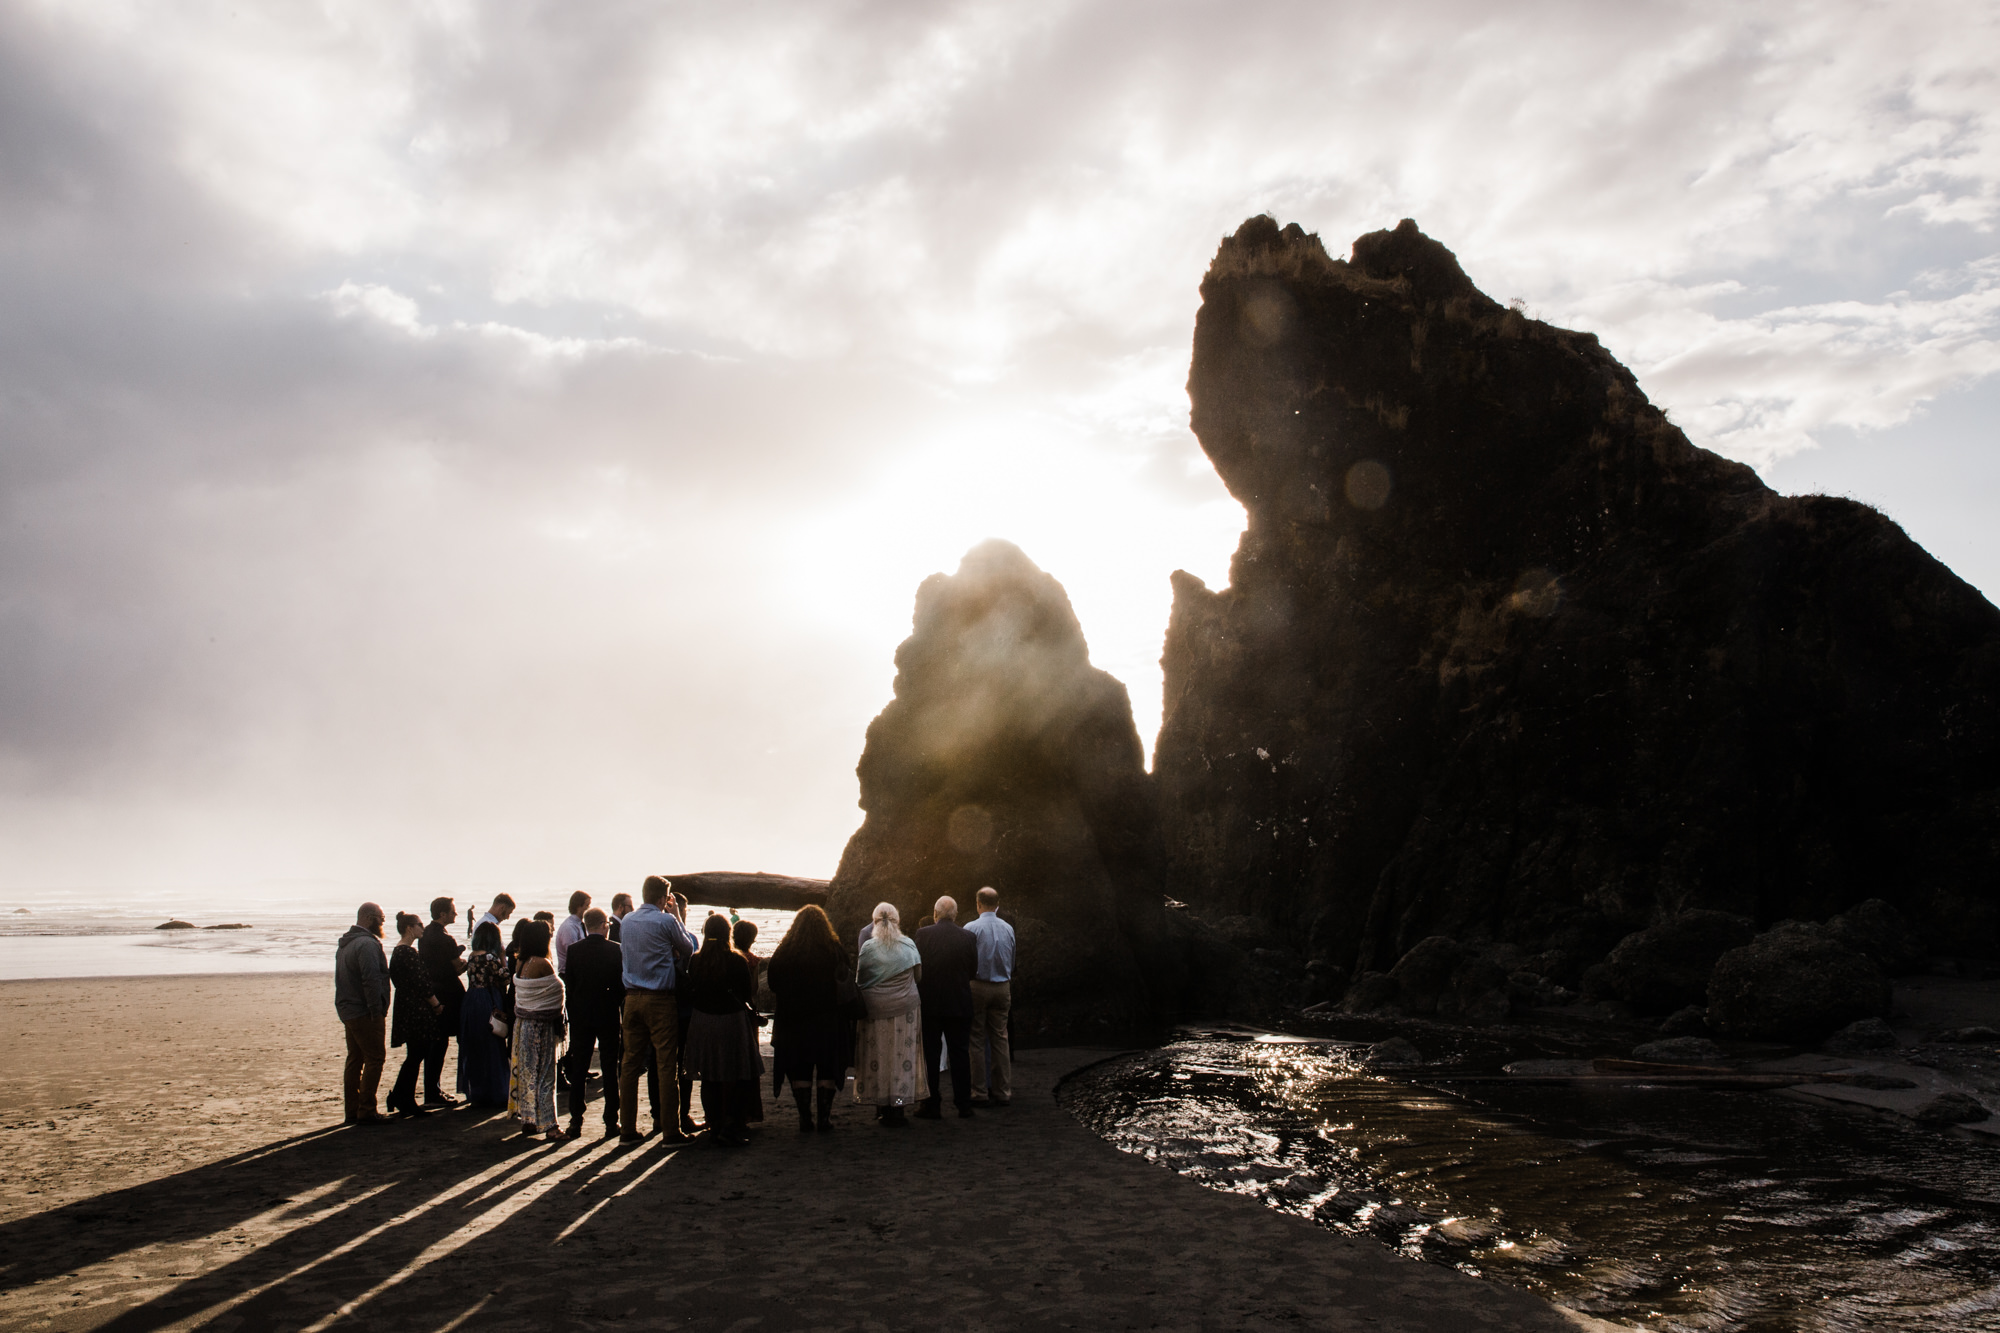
[{"x1": 1, "y1": 0, "x2": 1996, "y2": 902}]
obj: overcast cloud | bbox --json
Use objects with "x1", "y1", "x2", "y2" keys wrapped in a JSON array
[{"x1": 3, "y1": 0, "x2": 1996, "y2": 908}]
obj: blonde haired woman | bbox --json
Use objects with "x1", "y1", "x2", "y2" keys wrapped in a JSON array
[{"x1": 853, "y1": 901, "x2": 927, "y2": 1126}]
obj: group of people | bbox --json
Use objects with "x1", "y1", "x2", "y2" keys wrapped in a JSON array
[{"x1": 331, "y1": 876, "x2": 1018, "y2": 1144}]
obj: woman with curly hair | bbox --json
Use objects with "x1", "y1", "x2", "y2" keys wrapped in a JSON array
[
  {"x1": 458, "y1": 921, "x2": 512, "y2": 1107},
  {"x1": 767, "y1": 904, "x2": 853, "y2": 1131},
  {"x1": 853, "y1": 901, "x2": 927, "y2": 1126}
]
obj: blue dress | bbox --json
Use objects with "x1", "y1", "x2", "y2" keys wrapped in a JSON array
[{"x1": 458, "y1": 952, "x2": 512, "y2": 1106}]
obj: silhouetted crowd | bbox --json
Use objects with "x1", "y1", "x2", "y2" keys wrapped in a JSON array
[{"x1": 332, "y1": 877, "x2": 1017, "y2": 1142}]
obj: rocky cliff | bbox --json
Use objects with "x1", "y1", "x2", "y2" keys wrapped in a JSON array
[
  {"x1": 825, "y1": 540, "x2": 1181, "y2": 1043},
  {"x1": 1156, "y1": 215, "x2": 2000, "y2": 982}
]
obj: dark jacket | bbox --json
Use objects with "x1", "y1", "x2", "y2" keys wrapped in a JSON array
[
  {"x1": 564, "y1": 934, "x2": 627, "y2": 1033},
  {"x1": 915, "y1": 920, "x2": 979, "y2": 1018},
  {"x1": 334, "y1": 925, "x2": 390, "y2": 1021},
  {"x1": 419, "y1": 922, "x2": 466, "y2": 1028},
  {"x1": 683, "y1": 947, "x2": 754, "y2": 1016},
  {"x1": 389, "y1": 943, "x2": 438, "y2": 1049},
  {"x1": 767, "y1": 941, "x2": 842, "y2": 1018}
]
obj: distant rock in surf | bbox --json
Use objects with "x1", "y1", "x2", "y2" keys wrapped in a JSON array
[
  {"x1": 201, "y1": 923, "x2": 252, "y2": 930},
  {"x1": 155, "y1": 920, "x2": 194, "y2": 930}
]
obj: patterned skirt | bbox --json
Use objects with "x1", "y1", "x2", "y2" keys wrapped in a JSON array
[
  {"x1": 508, "y1": 1011, "x2": 561, "y2": 1131},
  {"x1": 853, "y1": 974, "x2": 929, "y2": 1107}
]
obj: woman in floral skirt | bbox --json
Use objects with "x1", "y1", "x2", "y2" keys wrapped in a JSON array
[{"x1": 853, "y1": 901, "x2": 927, "y2": 1126}]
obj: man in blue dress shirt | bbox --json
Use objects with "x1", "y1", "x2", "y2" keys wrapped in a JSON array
[
  {"x1": 617, "y1": 875, "x2": 698, "y2": 1142},
  {"x1": 963, "y1": 886, "x2": 1016, "y2": 1106}
]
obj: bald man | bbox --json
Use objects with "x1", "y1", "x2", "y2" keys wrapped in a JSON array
[
  {"x1": 334, "y1": 902, "x2": 392, "y2": 1125},
  {"x1": 914, "y1": 895, "x2": 980, "y2": 1119}
]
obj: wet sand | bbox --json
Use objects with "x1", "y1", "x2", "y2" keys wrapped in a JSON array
[{"x1": 0, "y1": 975, "x2": 1579, "y2": 1332}]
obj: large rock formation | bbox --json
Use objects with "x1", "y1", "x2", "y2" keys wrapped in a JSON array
[
  {"x1": 825, "y1": 540, "x2": 1179, "y2": 1043},
  {"x1": 1156, "y1": 215, "x2": 2000, "y2": 979}
]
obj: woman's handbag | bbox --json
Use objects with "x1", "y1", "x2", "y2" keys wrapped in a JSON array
[
  {"x1": 489, "y1": 1010, "x2": 512, "y2": 1039},
  {"x1": 834, "y1": 971, "x2": 868, "y2": 1021}
]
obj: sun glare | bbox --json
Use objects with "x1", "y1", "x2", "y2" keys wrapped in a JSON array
[{"x1": 784, "y1": 412, "x2": 1242, "y2": 763}]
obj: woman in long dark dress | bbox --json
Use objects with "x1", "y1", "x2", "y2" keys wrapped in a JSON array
[
  {"x1": 766, "y1": 904, "x2": 853, "y2": 1132},
  {"x1": 681, "y1": 914, "x2": 763, "y2": 1146},
  {"x1": 386, "y1": 912, "x2": 441, "y2": 1118},
  {"x1": 458, "y1": 921, "x2": 512, "y2": 1107}
]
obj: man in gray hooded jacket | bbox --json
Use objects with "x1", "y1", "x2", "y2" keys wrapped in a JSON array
[{"x1": 335, "y1": 903, "x2": 392, "y2": 1125}]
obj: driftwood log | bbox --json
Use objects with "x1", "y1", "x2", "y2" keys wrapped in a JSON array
[{"x1": 659, "y1": 872, "x2": 828, "y2": 913}]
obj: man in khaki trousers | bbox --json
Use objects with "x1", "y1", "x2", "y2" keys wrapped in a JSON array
[
  {"x1": 962, "y1": 886, "x2": 1017, "y2": 1106},
  {"x1": 616, "y1": 875, "x2": 697, "y2": 1142}
]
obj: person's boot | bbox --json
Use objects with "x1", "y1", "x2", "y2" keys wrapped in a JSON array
[
  {"x1": 914, "y1": 1097, "x2": 943, "y2": 1120},
  {"x1": 815, "y1": 1087, "x2": 835, "y2": 1131},
  {"x1": 793, "y1": 1087, "x2": 813, "y2": 1132}
]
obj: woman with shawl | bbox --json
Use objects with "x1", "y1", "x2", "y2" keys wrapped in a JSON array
[
  {"x1": 507, "y1": 919, "x2": 566, "y2": 1142},
  {"x1": 853, "y1": 901, "x2": 927, "y2": 1126},
  {"x1": 458, "y1": 920, "x2": 512, "y2": 1107}
]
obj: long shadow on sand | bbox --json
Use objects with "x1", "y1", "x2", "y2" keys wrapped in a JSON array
[{"x1": 0, "y1": 1108, "x2": 696, "y2": 1331}]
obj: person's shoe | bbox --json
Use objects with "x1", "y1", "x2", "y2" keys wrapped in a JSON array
[
  {"x1": 958, "y1": 1105, "x2": 977, "y2": 1118},
  {"x1": 815, "y1": 1087, "x2": 836, "y2": 1131},
  {"x1": 352, "y1": 1111, "x2": 389, "y2": 1126},
  {"x1": 424, "y1": 1092, "x2": 460, "y2": 1107},
  {"x1": 565, "y1": 1123, "x2": 583, "y2": 1140},
  {"x1": 914, "y1": 1102, "x2": 943, "y2": 1120},
  {"x1": 392, "y1": 1104, "x2": 433, "y2": 1119},
  {"x1": 678, "y1": 1116, "x2": 701, "y2": 1137},
  {"x1": 793, "y1": 1088, "x2": 814, "y2": 1132},
  {"x1": 602, "y1": 1123, "x2": 620, "y2": 1139},
  {"x1": 618, "y1": 1131, "x2": 646, "y2": 1145}
]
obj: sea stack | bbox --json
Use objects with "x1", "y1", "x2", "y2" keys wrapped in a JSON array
[
  {"x1": 825, "y1": 540, "x2": 1177, "y2": 1042},
  {"x1": 1156, "y1": 216, "x2": 2000, "y2": 981}
]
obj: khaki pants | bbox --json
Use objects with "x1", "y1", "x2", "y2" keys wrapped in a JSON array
[
  {"x1": 619, "y1": 991, "x2": 681, "y2": 1137},
  {"x1": 969, "y1": 979, "x2": 1011, "y2": 1102},
  {"x1": 342, "y1": 1014, "x2": 386, "y2": 1121}
]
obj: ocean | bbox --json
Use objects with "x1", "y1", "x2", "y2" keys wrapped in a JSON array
[{"x1": 0, "y1": 899, "x2": 800, "y2": 981}]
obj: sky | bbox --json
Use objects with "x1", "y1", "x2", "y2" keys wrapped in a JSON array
[{"x1": 2, "y1": 0, "x2": 1996, "y2": 909}]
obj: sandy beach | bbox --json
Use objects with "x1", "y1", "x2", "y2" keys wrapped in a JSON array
[{"x1": 0, "y1": 974, "x2": 1580, "y2": 1332}]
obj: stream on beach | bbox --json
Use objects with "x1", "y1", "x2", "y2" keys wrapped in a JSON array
[{"x1": 1061, "y1": 1029, "x2": 2000, "y2": 1332}]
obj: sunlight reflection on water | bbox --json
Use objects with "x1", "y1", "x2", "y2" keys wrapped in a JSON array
[{"x1": 1063, "y1": 1031, "x2": 2000, "y2": 1332}]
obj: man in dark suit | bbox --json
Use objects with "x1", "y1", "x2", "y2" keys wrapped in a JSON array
[
  {"x1": 914, "y1": 894, "x2": 981, "y2": 1120},
  {"x1": 564, "y1": 907, "x2": 627, "y2": 1139},
  {"x1": 418, "y1": 896, "x2": 466, "y2": 1107}
]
